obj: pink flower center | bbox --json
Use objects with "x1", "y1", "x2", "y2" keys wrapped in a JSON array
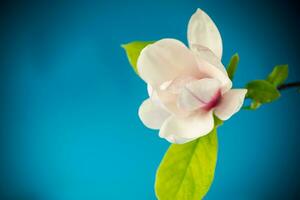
[{"x1": 202, "y1": 90, "x2": 221, "y2": 111}]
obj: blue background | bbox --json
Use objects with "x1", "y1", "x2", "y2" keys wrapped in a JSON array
[{"x1": 1, "y1": 0, "x2": 300, "y2": 199}]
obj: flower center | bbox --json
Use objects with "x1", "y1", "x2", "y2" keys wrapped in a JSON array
[{"x1": 202, "y1": 90, "x2": 221, "y2": 111}]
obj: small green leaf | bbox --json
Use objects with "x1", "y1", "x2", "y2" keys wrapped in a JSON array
[
  {"x1": 155, "y1": 129, "x2": 218, "y2": 200},
  {"x1": 250, "y1": 101, "x2": 261, "y2": 110},
  {"x1": 121, "y1": 41, "x2": 154, "y2": 74},
  {"x1": 242, "y1": 102, "x2": 261, "y2": 110},
  {"x1": 266, "y1": 64, "x2": 289, "y2": 87},
  {"x1": 226, "y1": 53, "x2": 239, "y2": 80},
  {"x1": 246, "y1": 80, "x2": 280, "y2": 103},
  {"x1": 214, "y1": 115, "x2": 223, "y2": 127},
  {"x1": 242, "y1": 105, "x2": 254, "y2": 110}
]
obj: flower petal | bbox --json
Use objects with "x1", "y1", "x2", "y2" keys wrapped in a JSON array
[
  {"x1": 137, "y1": 39, "x2": 198, "y2": 87},
  {"x1": 162, "y1": 133, "x2": 197, "y2": 144},
  {"x1": 147, "y1": 84, "x2": 160, "y2": 104},
  {"x1": 155, "y1": 76, "x2": 198, "y2": 117},
  {"x1": 178, "y1": 78, "x2": 221, "y2": 111},
  {"x1": 138, "y1": 98, "x2": 170, "y2": 129},
  {"x1": 156, "y1": 89, "x2": 189, "y2": 117},
  {"x1": 214, "y1": 89, "x2": 247, "y2": 120},
  {"x1": 194, "y1": 52, "x2": 232, "y2": 93},
  {"x1": 188, "y1": 8, "x2": 223, "y2": 58},
  {"x1": 159, "y1": 110, "x2": 214, "y2": 144},
  {"x1": 147, "y1": 84, "x2": 153, "y2": 97},
  {"x1": 192, "y1": 45, "x2": 227, "y2": 75}
]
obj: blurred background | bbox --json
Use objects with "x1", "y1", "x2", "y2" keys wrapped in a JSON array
[{"x1": 0, "y1": 0, "x2": 300, "y2": 199}]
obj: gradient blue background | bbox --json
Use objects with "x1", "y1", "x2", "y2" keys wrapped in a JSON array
[{"x1": 1, "y1": 0, "x2": 300, "y2": 199}]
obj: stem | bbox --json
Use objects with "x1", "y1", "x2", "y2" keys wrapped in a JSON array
[{"x1": 278, "y1": 81, "x2": 300, "y2": 90}]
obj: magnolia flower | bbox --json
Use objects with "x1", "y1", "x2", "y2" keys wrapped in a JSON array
[{"x1": 137, "y1": 9, "x2": 247, "y2": 144}]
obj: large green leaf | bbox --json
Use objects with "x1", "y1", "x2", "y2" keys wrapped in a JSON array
[
  {"x1": 266, "y1": 64, "x2": 289, "y2": 87},
  {"x1": 246, "y1": 80, "x2": 280, "y2": 103},
  {"x1": 121, "y1": 41, "x2": 154, "y2": 74},
  {"x1": 155, "y1": 129, "x2": 218, "y2": 200},
  {"x1": 226, "y1": 53, "x2": 239, "y2": 80}
]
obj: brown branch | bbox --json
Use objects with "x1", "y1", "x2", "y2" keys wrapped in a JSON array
[{"x1": 278, "y1": 82, "x2": 300, "y2": 91}]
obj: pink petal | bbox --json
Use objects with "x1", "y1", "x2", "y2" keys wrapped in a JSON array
[
  {"x1": 155, "y1": 76, "x2": 197, "y2": 117},
  {"x1": 178, "y1": 78, "x2": 221, "y2": 111},
  {"x1": 214, "y1": 89, "x2": 247, "y2": 120},
  {"x1": 137, "y1": 39, "x2": 199, "y2": 88},
  {"x1": 194, "y1": 52, "x2": 232, "y2": 93},
  {"x1": 159, "y1": 110, "x2": 214, "y2": 144},
  {"x1": 191, "y1": 44, "x2": 227, "y2": 75},
  {"x1": 138, "y1": 98, "x2": 170, "y2": 129},
  {"x1": 188, "y1": 8, "x2": 223, "y2": 58}
]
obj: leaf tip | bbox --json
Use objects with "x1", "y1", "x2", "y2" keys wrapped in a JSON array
[
  {"x1": 233, "y1": 52, "x2": 239, "y2": 58},
  {"x1": 120, "y1": 43, "x2": 128, "y2": 49}
]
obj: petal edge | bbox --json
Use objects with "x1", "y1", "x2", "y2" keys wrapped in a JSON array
[
  {"x1": 137, "y1": 39, "x2": 198, "y2": 87},
  {"x1": 188, "y1": 8, "x2": 223, "y2": 58},
  {"x1": 138, "y1": 98, "x2": 170, "y2": 129},
  {"x1": 159, "y1": 110, "x2": 214, "y2": 144},
  {"x1": 214, "y1": 89, "x2": 247, "y2": 120}
]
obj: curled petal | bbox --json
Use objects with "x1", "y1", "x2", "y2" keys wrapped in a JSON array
[
  {"x1": 188, "y1": 8, "x2": 223, "y2": 58},
  {"x1": 147, "y1": 84, "x2": 161, "y2": 106},
  {"x1": 214, "y1": 89, "x2": 247, "y2": 120},
  {"x1": 138, "y1": 99, "x2": 170, "y2": 129},
  {"x1": 155, "y1": 76, "x2": 198, "y2": 117},
  {"x1": 137, "y1": 39, "x2": 198, "y2": 87},
  {"x1": 156, "y1": 89, "x2": 189, "y2": 117},
  {"x1": 178, "y1": 78, "x2": 221, "y2": 111},
  {"x1": 194, "y1": 52, "x2": 232, "y2": 93},
  {"x1": 161, "y1": 133, "x2": 197, "y2": 144},
  {"x1": 147, "y1": 84, "x2": 153, "y2": 97},
  {"x1": 191, "y1": 44, "x2": 227, "y2": 75},
  {"x1": 159, "y1": 110, "x2": 214, "y2": 144}
]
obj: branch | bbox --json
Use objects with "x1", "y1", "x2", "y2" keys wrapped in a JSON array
[{"x1": 278, "y1": 81, "x2": 300, "y2": 91}]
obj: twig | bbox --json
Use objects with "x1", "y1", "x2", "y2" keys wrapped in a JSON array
[{"x1": 278, "y1": 82, "x2": 300, "y2": 91}]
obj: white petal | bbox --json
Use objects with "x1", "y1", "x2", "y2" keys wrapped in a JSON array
[
  {"x1": 191, "y1": 45, "x2": 227, "y2": 75},
  {"x1": 214, "y1": 89, "x2": 247, "y2": 120},
  {"x1": 163, "y1": 133, "x2": 197, "y2": 144},
  {"x1": 188, "y1": 8, "x2": 223, "y2": 58},
  {"x1": 160, "y1": 76, "x2": 197, "y2": 94},
  {"x1": 137, "y1": 39, "x2": 198, "y2": 87},
  {"x1": 159, "y1": 111, "x2": 214, "y2": 144},
  {"x1": 147, "y1": 84, "x2": 160, "y2": 105},
  {"x1": 156, "y1": 89, "x2": 189, "y2": 117},
  {"x1": 147, "y1": 84, "x2": 153, "y2": 97},
  {"x1": 194, "y1": 52, "x2": 232, "y2": 93},
  {"x1": 178, "y1": 78, "x2": 221, "y2": 111},
  {"x1": 138, "y1": 98, "x2": 170, "y2": 129},
  {"x1": 154, "y1": 76, "x2": 196, "y2": 116}
]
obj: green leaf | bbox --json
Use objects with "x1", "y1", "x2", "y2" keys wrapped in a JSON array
[
  {"x1": 266, "y1": 64, "x2": 289, "y2": 87},
  {"x1": 121, "y1": 41, "x2": 154, "y2": 74},
  {"x1": 242, "y1": 105, "x2": 252, "y2": 110},
  {"x1": 246, "y1": 80, "x2": 280, "y2": 103},
  {"x1": 226, "y1": 53, "x2": 239, "y2": 80},
  {"x1": 250, "y1": 100, "x2": 261, "y2": 110},
  {"x1": 155, "y1": 129, "x2": 218, "y2": 200},
  {"x1": 213, "y1": 115, "x2": 223, "y2": 127}
]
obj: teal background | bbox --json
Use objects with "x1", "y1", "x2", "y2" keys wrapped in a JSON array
[{"x1": 1, "y1": 0, "x2": 300, "y2": 199}]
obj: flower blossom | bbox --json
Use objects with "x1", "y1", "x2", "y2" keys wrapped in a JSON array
[{"x1": 138, "y1": 9, "x2": 247, "y2": 144}]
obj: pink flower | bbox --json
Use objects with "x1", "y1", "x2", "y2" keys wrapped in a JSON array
[{"x1": 138, "y1": 9, "x2": 247, "y2": 144}]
